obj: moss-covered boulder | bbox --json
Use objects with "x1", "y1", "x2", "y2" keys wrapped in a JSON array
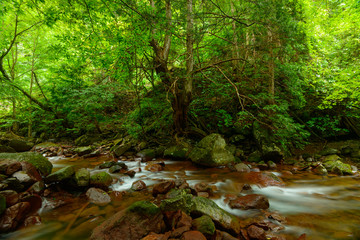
[
  {"x1": 112, "y1": 143, "x2": 132, "y2": 157},
  {"x1": 192, "y1": 197, "x2": 241, "y2": 234},
  {"x1": 192, "y1": 215, "x2": 216, "y2": 235},
  {"x1": 323, "y1": 160, "x2": 353, "y2": 175},
  {"x1": 160, "y1": 192, "x2": 194, "y2": 214},
  {"x1": 90, "y1": 201, "x2": 165, "y2": 240},
  {"x1": 189, "y1": 133, "x2": 235, "y2": 167},
  {"x1": 45, "y1": 166, "x2": 75, "y2": 183},
  {"x1": 164, "y1": 145, "x2": 188, "y2": 159},
  {"x1": 90, "y1": 172, "x2": 113, "y2": 188},
  {"x1": 248, "y1": 151, "x2": 262, "y2": 163},
  {"x1": 73, "y1": 146, "x2": 94, "y2": 156},
  {"x1": 75, "y1": 168, "x2": 90, "y2": 187},
  {"x1": 324, "y1": 154, "x2": 341, "y2": 162},
  {"x1": 8, "y1": 139, "x2": 33, "y2": 152},
  {"x1": 0, "y1": 152, "x2": 52, "y2": 176},
  {"x1": 0, "y1": 145, "x2": 16, "y2": 153},
  {"x1": 136, "y1": 149, "x2": 156, "y2": 159}
]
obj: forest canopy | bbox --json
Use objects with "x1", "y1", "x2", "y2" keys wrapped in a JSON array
[{"x1": 0, "y1": 0, "x2": 359, "y2": 150}]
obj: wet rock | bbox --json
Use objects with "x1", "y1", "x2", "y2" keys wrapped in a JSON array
[
  {"x1": 0, "y1": 190, "x2": 18, "y2": 207},
  {"x1": 192, "y1": 197, "x2": 241, "y2": 235},
  {"x1": 20, "y1": 162, "x2": 42, "y2": 182},
  {"x1": 153, "y1": 180, "x2": 175, "y2": 196},
  {"x1": 319, "y1": 148, "x2": 339, "y2": 156},
  {"x1": 243, "y1": 172, "x2": 285, "y2": 187},
  {"x1": 2, "y1": 178, "x2": 23, "y2": 192},
  {"x1": 45, "y1": 166, "x2": 75, "y2": 183},
  {"x1": 297, "y1": 233, "x2": 307, "y2": 240},
  {"x1": 181, "y1": 231, "x2": 206, "y2": 240},
  {"x1": 23, "y1": 215, "x2": 41, "y2": 227},
  {"x1": 234, "y1": 163, "x2": 251, "y2": 173},
  {"x1": 192, "y1": 215, "x2": 215, "y2": 235},
  {"x1": 313, "y1": 164, "x2": 328, "y2": 175},
  {"x1": 247, "y1": 225, "x2": 266, "y2": 240},
  {"x1": 27, "y1": 181, "x2": 45, "y2": 194},
  {"x1": 75, "y1": 168, "x2": 90, "y2": 187},
  {"x1": 0, "y1": 160, "x2": 22, "y2": 175},
  {"x1": 229, "y1": 194, "x2": 269, "y2": 210},
  {"x1": 160, "y1": 192, "x2": 194, "y2": 214},
  {"x1": 124, "y1": 170, "x2": 136, "y2": 178},
  {"x1": 0, "y1": 145, "x2": 16, "y2": 153},
  {"x1": 248, "y1": 151, "x2": 262, "y2": 163},
  {"x1": 171, "y1": 225, "x2": 191, "y2": 238},
  {"x1": 0, "y1": 202, "x2": 30, "y2": 232},
  {"x1": 137, "y1": 149, "x2": 156, "y2": 159},
  {"x1": 141, "y1": 232, "x2": 170, "y2": 240},
  {"x1": 193, "y1": 182, "x2": 213, "y2": 194},
  {"x1": 91, "y1": 201, "x2": 165, "y2": 240},
  {"x1": 267, "y1": 161, "x2": 277, "y2": 169},
  {"x1": 323, "y1": 160, "x2": 352, "y2": 175},
  {"x1": 90, "y1": 172, "x2": 113, "y2": 189},
  {"x1": 20, "y1": 194, "x2": 42, "y2": 215},
  {"x1": 73, "y1": 146, "x2": 93, "y2": 156},
  {"x1": 113, "y1": 143, "x2": 132, "y2": 157},
  {"x1": 0, "y1": 152, "x2": 52, "y2": 176},
  {"x1": 164, "y1": 145, "x2": 189, "y2": 160},
  {"x1": 197, "y1": 192, "x2": 209, "y2": 198},
  {"x1": 214, "y1": 230, "x2": 238, "y2": 240},
  {"x1": 12, "y1": 171, "x2": 35, "y2": 186},
  {"x1": 8, "y1": 139, "x2": 33, "y2": 152},
  {"x1": 109, "y1": 165, "x2": 122, "y2": 173},
  {"x1": 131, "y1": 180, "x2": 147, "y2": 191},
  {"x1": 86, "y1": 188, "x2": 111, "y2": 206},
  {"x1": 189, "y1": 133, "x2": 235, "y2": 167},
  {"x1": 146, "y1": 163, "x2": 164, "y2": 172}
]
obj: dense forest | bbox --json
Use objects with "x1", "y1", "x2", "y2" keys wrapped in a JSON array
[
  {"x1": 1, "y1": 0, "x2": 359, "y2": 150},
  {"x1": 1, "y1": 1, "x2": 360, "y2": 240}
]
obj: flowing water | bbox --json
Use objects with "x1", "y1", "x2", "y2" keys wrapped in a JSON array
[{"x1": 4, "y1": 155, "x2": 360, "y2": 240}]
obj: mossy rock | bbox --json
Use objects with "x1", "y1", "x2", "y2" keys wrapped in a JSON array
[
  {"x1": 319, "y1": 148, "x2": 339, "y2": 156},
  {"x1": 324, "y1": 154, "x2": 341, "y2": 162},
  {"x1": 90, "y1": 172, "x2": 113, "y2": 188},
  {"x1": 75, "y1": 168, "x2": 90, "y2": 187},
  {"x1": 0, "y1": 152, "x2": 52, "y2": 176},
  {"x1": 73, "y1": 146, "x2": 94, "y2": 156},
  {"x1": 75, "y1": 134, "x2": 101, "y2": 146},
  {"x1": 248, "y1": 151, "x2": 262, "y2": 163},
  {"x1": 0, "y1": 195, "x2": 5, "y2": 214},
  {"x1": 0, "y1": 145, "x2": 16, "y2": 153},
  {"x1": 137, "y1": 149, "x2": 156, "y2": 159},
  {"x1": 160, "y1": 193, "x2": 194, "y2": 214},
  {"x1": 192, "y1": 215, "x2": 215, "y2": 235},
  {"x1": 127, "y1": 201, "x2": 161, "y2": 216},
  {"x1": 323, "y1": 160, "x2": 352, "y2": 175},
  {"x1": 164, "y1": 145, "x2": 188, "y2": 159},
  {"x1": 45, "y1": 166, "x2": 75, "y2": 183},
  {"x1": 8, "y1": 139, "x2": 33, "y2": 152},
  {"x1": 34, "y1": 142, "x2": 60, "y2": 149},
  {"x1": 192, "y1": 197, "x2": 241, "y2": 234},
  {"x1": 112, "y1": 143, "x2": 132, "y2": 157},
  {"x1": 189, "y1": 133, "x2": 235, "y2": 167}
]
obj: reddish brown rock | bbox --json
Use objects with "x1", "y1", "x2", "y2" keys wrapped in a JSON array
[
  {"x1": 20, "y1": 194, "x2": 42, "y2": 215},
  {"x1": 0, "y1": 190, "x2": 19, "y2": 207},
  {"x1": 214, "y1": 230, "x2": 238, "y2": 240},
  {"x1": 164, "y1": 211, "x2": 192, "y2": 229},
  {"x1": 243, "y1": 172, "x2": 284, "y2": 187},
  {"x1": 247, "y1": 225, "x2": 266, "y2": 240},
  {"x1": 20, "y1": 162, "x2": 42, "y2": 182},
  {"x1": 181, "y1": 231, "x2": 206, "y2": 240},
  {"x1": 146, "y1": 163, "x2": 164, "y2": 172},
  {"x1": 141, "y1": 232, "x2": 170, "y2": 240},
  {"x1": 171, "y1": 226, "x2": 191, "y2": 238},
  {"x1": 229, "y1": 194, "x2": 269, "y2": 210},
  {"x1": 0, "y1": 202, "x2": 30, "y2": 232},
  {"x1": 152, "y1": 180, "x2": 175, "y2": 196},
  {"x1": 23, "y1": 215, "x2": 41, "y2": 227},
  {"x1": 0, "y1": 160, "x2": 22, "y2": 176},
  {"x1": 197, "y1": 192, "x2": 209, "y2": 198},
  {"x1": 132, "y1": 180, "x2": 147, "y2": 191}
]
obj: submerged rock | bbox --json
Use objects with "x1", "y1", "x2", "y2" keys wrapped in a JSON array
[
  {"x1": 243, "y1": 172, "x2": 285, "y2": 187},
  {"x1": 0, "y1": 152, "x2": 52, "y2": 176},
  {"x1": 229, "y1": 194, "x2": 269, "y2": 210},
  {"x1": 86, "y1": 188, "x2": 111, "y2": 206},
  {"x1": 90, "y1": 201, "x2": 165, "y2": 240},
  {"x1": 189, "y1": 133, "x2": 235, "y2": 167}
]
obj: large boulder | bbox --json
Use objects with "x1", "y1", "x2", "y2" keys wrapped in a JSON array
[
  {"x1": 74, "y1": 168, "x2": 90, "y2": 187},
  {"x1": 90, "y1": 172, "x2": 113, "y2": 189},
  {"x1": 45, "y1": 166, "x2": 75, "y2": 183},
  {"x1": 0, "y1": 145, "x2": 16, "y2": 153},
  {"x1": 8, "y1": 140, "x2": 33, "y2": 152},
  {"x1": 189, "y1": 134, "x2": 235, "y2": 167},
  {"x1": 323, "y1": 160, "x2": 353, "y2": 175},
  {"x1": 90, "y1": 201, "x2": 165, "y2": 240},
  {"x1": 0, "y1": 153, "x2": 52, "y2": 176}
]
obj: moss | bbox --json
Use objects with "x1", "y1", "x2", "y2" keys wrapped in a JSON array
[
  {"x1": 127, "y1": 201, "x2": 160, "y2": 216},
  {"x1": 90, "y1": 172, "x2": 113, "y2": 187},
  {"x1": 45, "y1": 166, "x2": 75, "y2": 183},
  {"x1": 0, "y1": 152, "x2": 52, "y2": 176},
  {"x1": 192, "y1": 215, "x2": 215, "y2": 235},
  {"x1": 160, "y1": 193, "x2": 194, "y2": 214},
  {"x1": 75, "y1": 168, "x2": 90, "y2": 187}
]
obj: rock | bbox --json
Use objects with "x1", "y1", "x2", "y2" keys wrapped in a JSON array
[
  {"x1": 131, "y1": 180, "x2": 147, "y2": 191},
  {"x1": 108, "y1": 165, "x2": 122, "y2": 173},
  {"x1": 113, "y1": 143, "x2": 132, "y2": 157},
  {"x1": 0, "y1": 195, "x2": 5, "y2": 214},
  {"x1": 0, "y1": 190, "x2": 18, "y2": 207},
  {"x1": 319, "y1": 148, "x2": 339, "y2": 156},
  {"x1": 28, "y1": 181, "x2": 45, "y2": 194},
  {"x1": 153, "y1": 180, "x2": 175, "y2": 196},
  {"x1": 229, "y1": 134, "x2": 246, "y2": 144},
  {"x1": 0, "y1": 160, "x2": 22, "y2": 175},
  {"x1": 261, "y1": 144, "x2": 284, "y2": 163},
  {"x1": 313, "y1": 164, "x2": 328, "y2": 175},
  {"x1": 90, "y1": 201, "x2": 165, "y2": 240},
  {"x1": 248, "y1": 151, "x2": 262, "y2": 163},
  {"x1": 145, "y1": 163, "x2": 164, "y2": 172},
  {"x1": 33, "y1": 142, "x2": 60, "y2": 149},
  {"x1": 20, "y1": 194, "x2": 42, "y2": 215},
  {"x1": 20, "y1": 162, "x2": 42, "y2": 182},
  {"x1": 0, "y1": 202, "x2": 30, "y2": 232},
  {"x1": 164, "y1": 145, "x2": 188, "y2": 159},
  {"x1": 0, "y1": 145, "x2": 16, "y2": 153},
  {"x1": 181, "y1": 231, "x2": 207, "y2": 240},
  {"x1": 323, "y1": 160, "x2": 353, "y2": 175},
  {"x1": 86, "y1": 188, "x2": 111, "y2": 206},
  {"x1": 229, "y1": 194, "x2": 269, "y2": 210},
  {"x1": 243, "y1": 172, "x2": 285, "y2": 187},
  {"x1": 267, "y1": 161, "x2": 277, "y2": 169},
  {"x1": 247, "y1": 225, "x2": 266, "y2": 240},
  {"x1": 189, "y1": 133, "x2": 235, "y2": 167},
  {"x1": 90, "y1": 172, "x2": 113, "y2": 189},
  {"x1": 341, "y1": 146, "x2": 353, "y2": 156},
  {"x1": 214, "y1": 230, "x2": 238, "y2": 240},
  {"x1": 323, "y1": 154, "x2": 341, "y2": 162},
  {"x1": 8, "y1": 139, "x2": 33, "y2": 152},
  {"x1": 192, "y1": 197, "x2": 241, "y2": 234},
  {"x1": 75, "y1": 168, "x2": 90, "y2": 187},
  {"x1": 234, "y1": 163, "x2": 250, "y2": 173},
  {"x1": 192, "y1": 215, "x2": 215, "y2": 235},
  {"x1": 12, "y1": 171, "x2": 35, "y2": 186},
  {"x1": 137, "y1": 149, "x2": 156, "y2": 159},
  {"x1": 171, "y1": 226, "x2": 191, "y2": 238},
  {"x1": 73, "y1": 146, "x2": 94, "y2": 156},
  {"x1": 142, "y1": 232, "x2": 170, "y2": 240},
  {"x1": 45, "y1": 166, "x2": 75, "y2": 183},
  {"x1": 124, "y1": 170, "x2": 136, "y2": 178},
  {"x1": 160, "y1": 191, "x2": 195, "y2": 214},
  {"x1": 23, "y1": 215, "x2": 41, "y2": 227},
  {"x1": 1, "y1": 178, "x2": 23, "y2": 192},
  {"x1": 75, "y1": 134, "x2": 101, "y2": 146},
  {"x1": 0, "y1": 152, "x2": 52, "y2": 176},
  {"x1": 194, "y1": 182, "x2": 213, "y2": 195}
]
